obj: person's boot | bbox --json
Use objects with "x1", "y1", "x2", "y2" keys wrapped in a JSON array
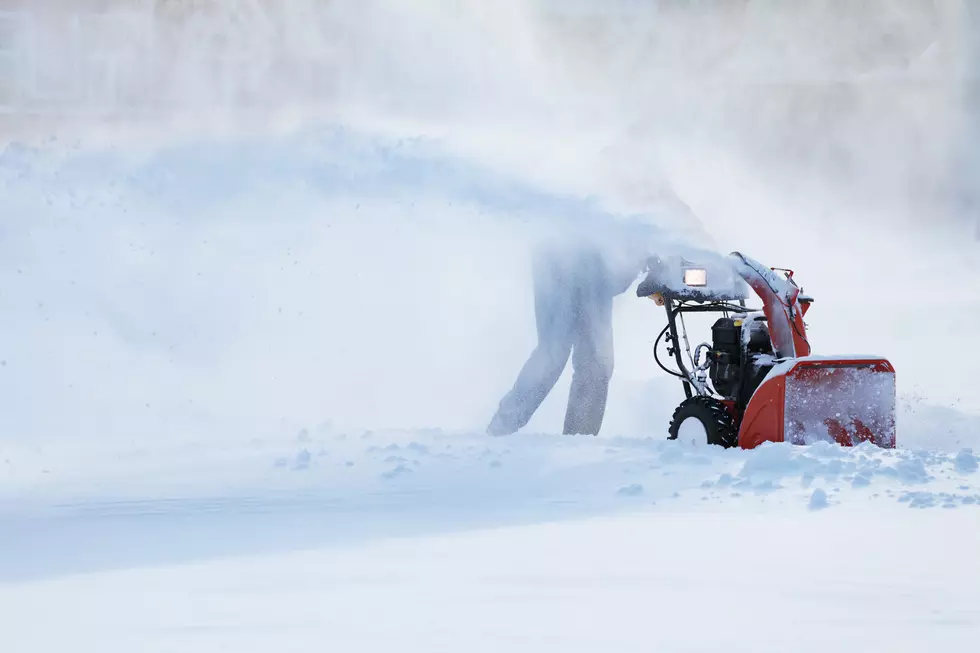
[{"x1": 486, "y1": 411, "x2": 516, "y2": 436}]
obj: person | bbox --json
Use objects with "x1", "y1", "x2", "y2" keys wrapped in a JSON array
[{"x1": 486, "y1": 221, "x2": 654, "y2": 436}]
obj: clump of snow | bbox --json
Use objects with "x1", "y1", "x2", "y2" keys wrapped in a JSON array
[
  {"x1": 897, "y1": 490, "x2": 980, "y2": 509},
  {"x1": 715, "y1": 473, "x2": 735, "y2": 487},
  {"x1": 617, "y1": 483, "x2": 644, "y2": 497},
  {"x1": 851, "y1": 472, "x2": 872, "y2": 489},
  {"x1": 954, "y1": 449, "x2": 978, "y2": 474},
  {"x1": 891, "y1": 457, "x2": 932, "y2": 484},
  {"x1": 808, "y1": 488, "x2": 829, "y2": 510},
  {"x1": 293, "y1": 450, "x2": 312, "y2": 471},
  {"x1": 407, "y1": 442, "x2": 430, "y2": 455},
  {"x1": 737, "y1": 443, "x2": 800, "y2": 477},
  {"x1": 382, "y1": 464, "x2": 412, "y2": 480}
]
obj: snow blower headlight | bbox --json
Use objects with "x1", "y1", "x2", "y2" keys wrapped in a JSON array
[{"x1": 683, "y1": 268, "x2": 707, "y2": 287}]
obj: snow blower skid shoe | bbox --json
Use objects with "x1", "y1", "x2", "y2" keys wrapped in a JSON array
[{"x1": 638, "y1": 251, "x2": 897, "y2": 450}]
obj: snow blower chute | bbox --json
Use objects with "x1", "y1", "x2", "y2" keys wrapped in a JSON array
[{"x1": 637, "y1": 252, "x2": 896, "y2": 449}]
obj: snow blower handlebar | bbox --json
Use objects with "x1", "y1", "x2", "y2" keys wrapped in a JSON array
[{"x1": 637, "y1": 250, "x2": 812, "y2": 398}]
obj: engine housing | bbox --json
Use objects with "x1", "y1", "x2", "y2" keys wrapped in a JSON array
[{"x1": 709, "y1": 317, "x2": 742, "y2": 398}]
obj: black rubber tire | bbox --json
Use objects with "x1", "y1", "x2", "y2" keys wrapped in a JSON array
[{"x1": 667, "y1": 396, "x2": 739, "y2": 448}]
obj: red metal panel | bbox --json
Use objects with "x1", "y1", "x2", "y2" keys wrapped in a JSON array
[{"x1": 737, "y1": 376, "x2": 786, "y2": 449}]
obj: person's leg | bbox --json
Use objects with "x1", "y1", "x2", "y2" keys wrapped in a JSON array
[
  {"x1": 487, "y1": 250, "x2": 576, "y2": 435},
  {"x1": 563, "y1": 261, "x2": 616, "y2": 436}
]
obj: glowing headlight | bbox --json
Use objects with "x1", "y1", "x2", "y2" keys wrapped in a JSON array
[{"x1": 684, "y1": 268, "x2": 707, "y2": 287}]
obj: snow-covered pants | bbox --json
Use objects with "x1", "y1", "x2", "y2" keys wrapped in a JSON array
[{"x1": 488, "y1": 244, "x2": 616, "y2": 436}]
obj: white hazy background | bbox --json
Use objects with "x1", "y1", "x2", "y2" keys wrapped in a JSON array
[{"x1": 1, "y1": 0, "x2": 979, "y2": 448}]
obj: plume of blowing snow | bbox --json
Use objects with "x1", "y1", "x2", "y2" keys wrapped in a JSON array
[{"x1": 1, "y1": 0, "x2": 979, "y2": 449}]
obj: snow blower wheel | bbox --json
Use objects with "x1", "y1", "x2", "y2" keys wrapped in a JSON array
[{"x1": 668, "y1": 396, "x2": 738, "y2": 448}]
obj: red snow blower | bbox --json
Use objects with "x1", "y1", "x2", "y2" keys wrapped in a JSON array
[{"x1": 637, "y1": 252, "x2": 896, "y2": 449}]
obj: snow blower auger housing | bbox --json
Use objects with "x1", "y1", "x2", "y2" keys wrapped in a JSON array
[{"x1": 637, "y1": 252, "x2": 896, "y2": 449}]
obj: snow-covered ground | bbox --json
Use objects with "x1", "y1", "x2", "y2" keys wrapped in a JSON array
[
  {"x1": 2, "y1": 426, "x2": 979, "y2": 651},
  {"x1": 4, "y1": 508, "x2": 980, "y2": 653},
  {"x1": 3, "y1": 2, "x2": 980, "y2": 651}
]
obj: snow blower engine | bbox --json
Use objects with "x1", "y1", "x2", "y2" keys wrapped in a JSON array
[{"x1": 637, "y1": 252, "x2": 896, "y2": 449}]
